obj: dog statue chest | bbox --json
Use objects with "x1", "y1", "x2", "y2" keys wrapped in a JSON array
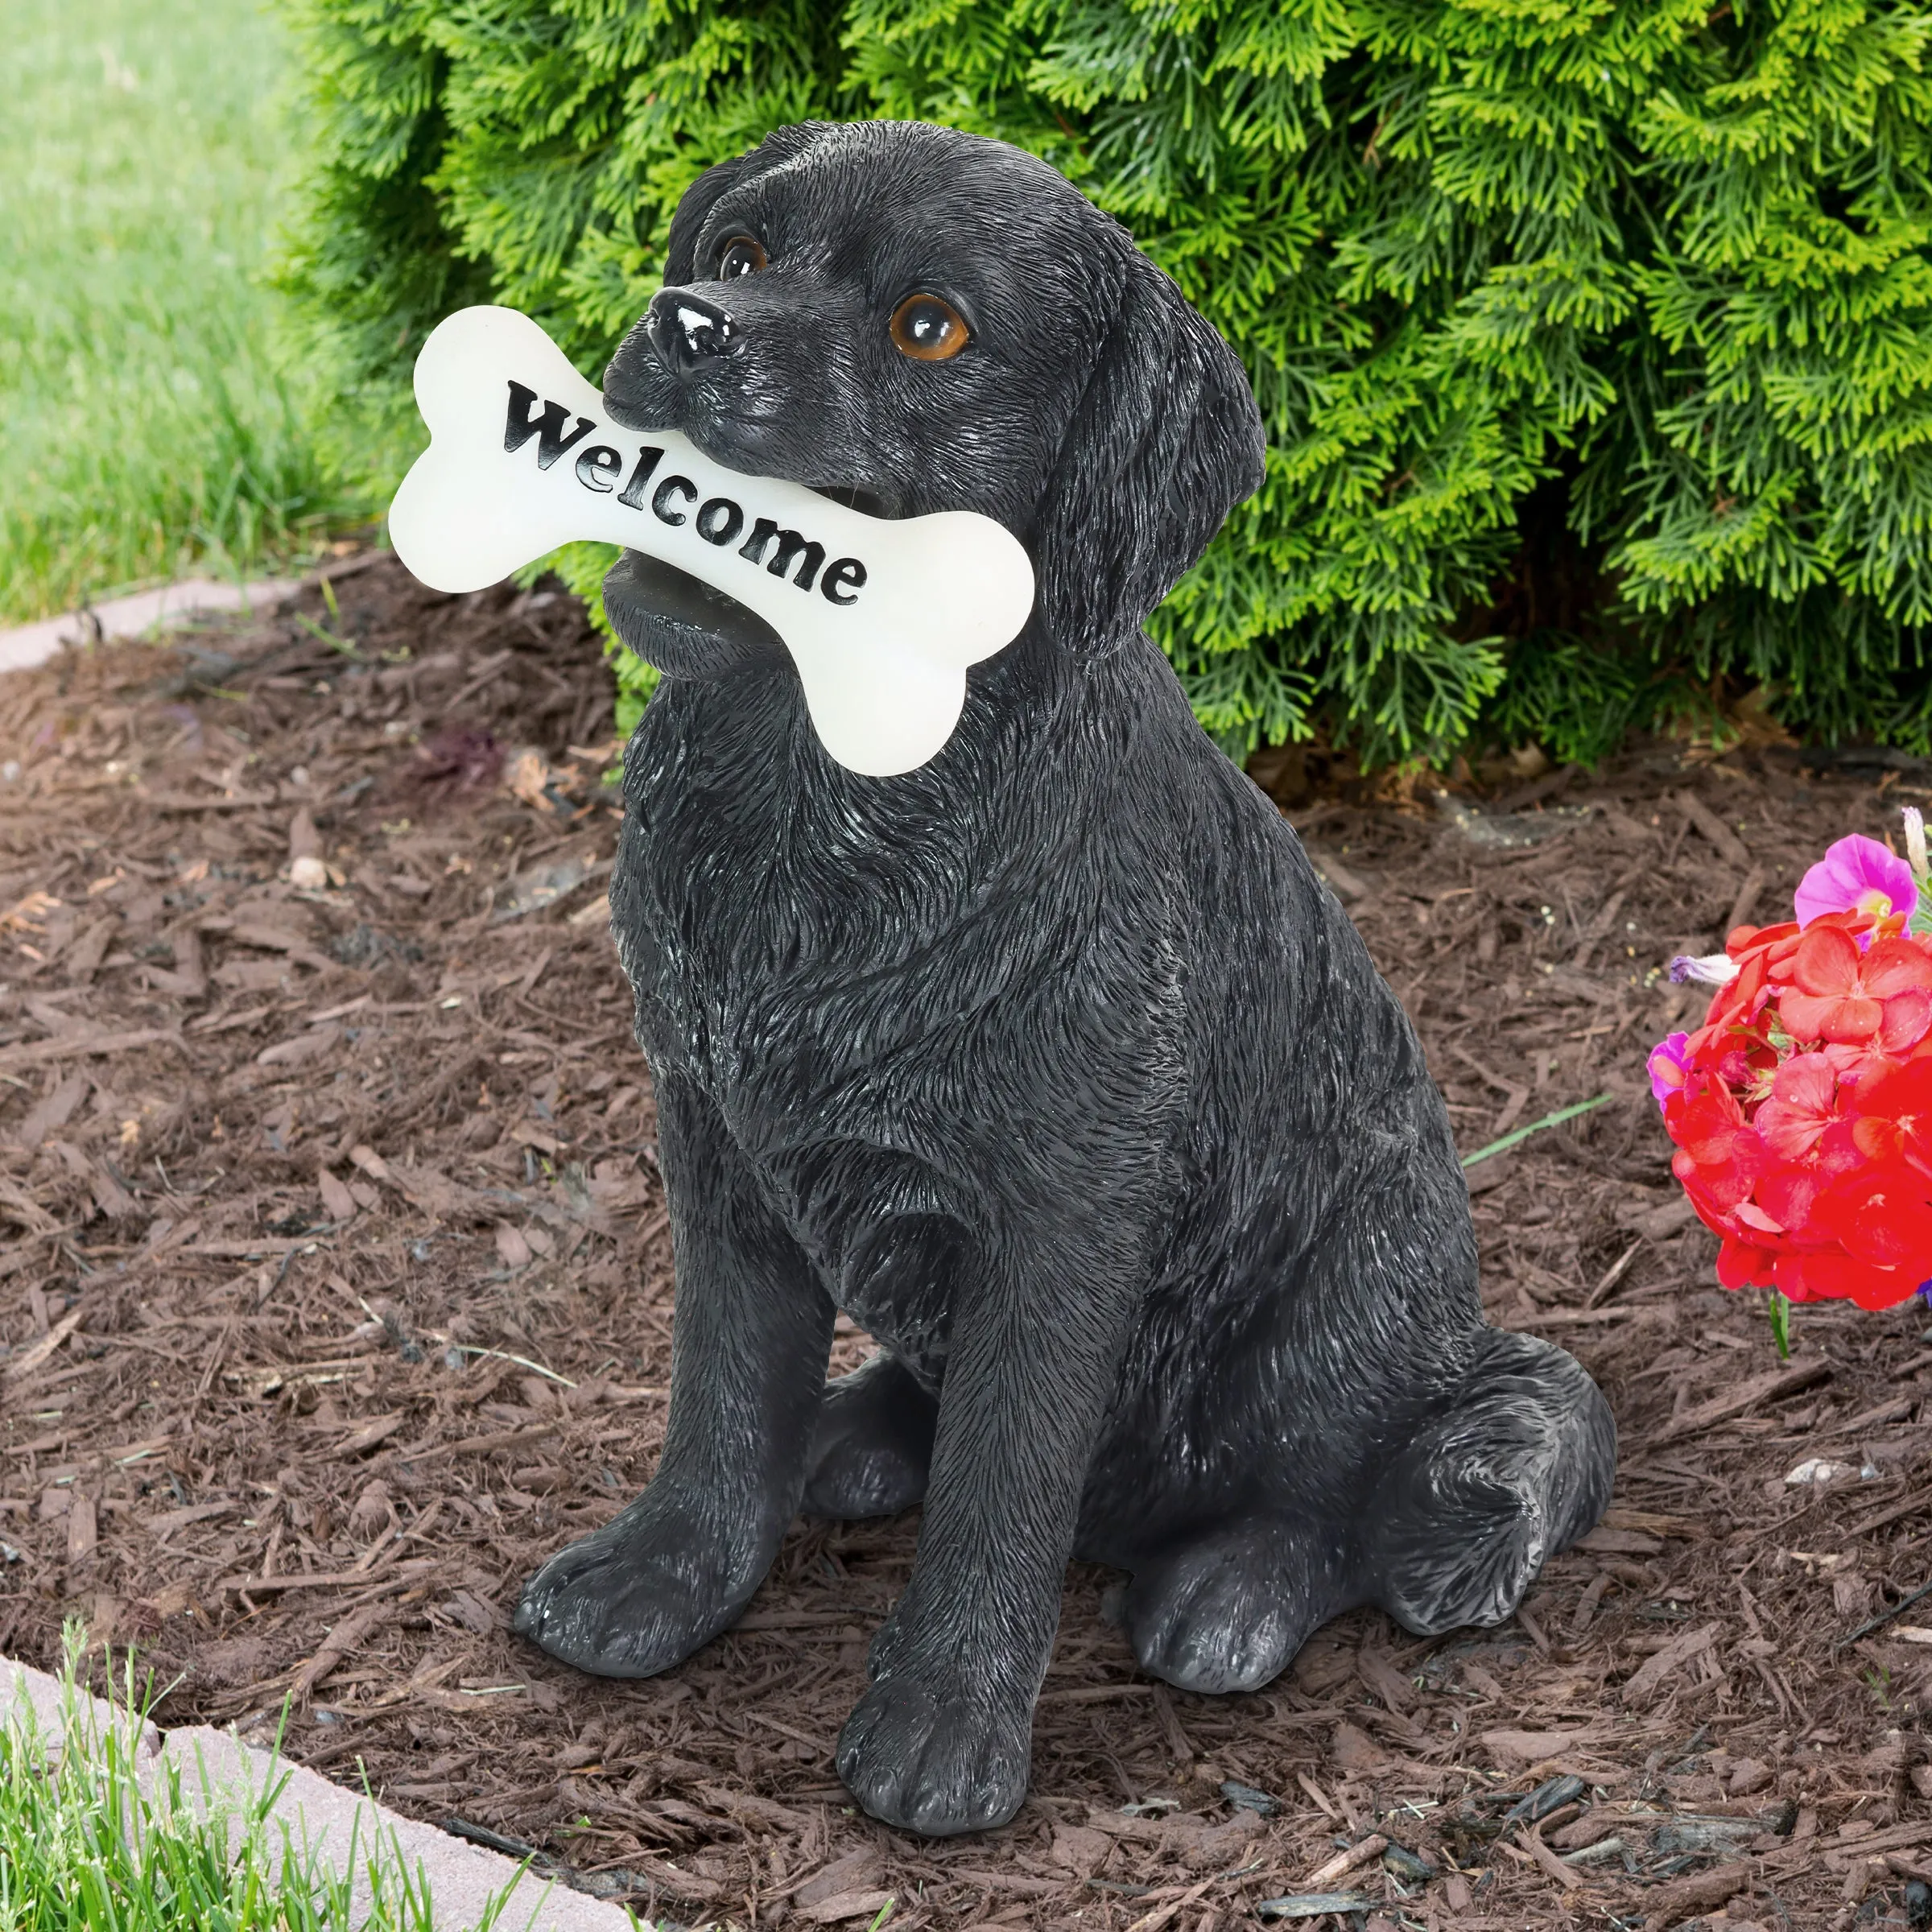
[
  {"x1": 609, "y1": 683, "x2": 1042, "y2": 1393},
  {"x1": 782, "y1": 1158, "x2": 966, "y2": 1392},
  {"x1": 824, "y1": 1240, "x2": 956, "y2": 1393},
  {"x1": 612, "y1": 677, "x2": 1058, "y2": 1089}
]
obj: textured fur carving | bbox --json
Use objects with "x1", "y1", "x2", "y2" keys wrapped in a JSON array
[{"x1": 512, "y1": 119, "x2": 1616, "y2": 1836}]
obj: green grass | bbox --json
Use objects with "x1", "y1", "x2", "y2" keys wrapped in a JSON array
[
  {"x1": 0, "y1": 1633, "x2": 555, "y2": 1931},
  {"x1": 0, "y1": 0, "x2": 364, "y2": 623}
]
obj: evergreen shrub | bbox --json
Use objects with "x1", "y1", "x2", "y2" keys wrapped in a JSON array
[{"x1": 280, "y1": 1, "x2": 1932, "y2": 764}]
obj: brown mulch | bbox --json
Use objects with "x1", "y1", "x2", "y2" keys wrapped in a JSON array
[{"x1": 3, "y1": 555, "x2": 1932, "y2": 1932}]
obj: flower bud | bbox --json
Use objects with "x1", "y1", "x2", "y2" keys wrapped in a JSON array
[
  {"x1": 1905, "y1": 805, "x2": 1929, "y2": 890},
  {"x1": 1670, "y1": 952, "x2": 1740, "y2": 986}
]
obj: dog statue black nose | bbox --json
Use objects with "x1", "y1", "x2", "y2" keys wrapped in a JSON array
[{"x1": 645, "y1": 288, "x2": 738, "y2": 377}]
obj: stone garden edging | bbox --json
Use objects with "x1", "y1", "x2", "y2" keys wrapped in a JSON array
[
  {"x1": 0, "y1": 579, "x2": 304, "y2": 677},
  {"x1": 1, "y1": 1657, "x2": 640, "y2": 1931}
]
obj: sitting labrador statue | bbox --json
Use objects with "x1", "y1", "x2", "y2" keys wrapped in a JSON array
[{"x1": 513, "y1": 118, "x2": 1616, "y2": 1836}]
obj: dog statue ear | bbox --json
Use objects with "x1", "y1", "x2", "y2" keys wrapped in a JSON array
[
  {"x1": 663, "y1": 126, "x2": 819, "y2": 284},
  {"x1": 1031, "y1": 249, "x2": 1266, "y2": 652}
]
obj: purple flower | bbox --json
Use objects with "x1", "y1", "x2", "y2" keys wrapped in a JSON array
[
  {"x1": 1670, "y1": 952, "x2": 1740, "y2": 986},
  {"x1": 1794, "y1": 834, "x2": 1918, "y2": 930},
  {"x1": 1648, "y1": 1031, "x2": 1691, "y2": 1109}
]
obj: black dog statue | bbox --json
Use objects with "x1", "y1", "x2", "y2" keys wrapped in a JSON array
[{"x1": 513, "y1": 118, "x2": 1616, "y2": 1835}]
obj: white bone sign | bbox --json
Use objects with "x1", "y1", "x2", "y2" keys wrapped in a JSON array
[{"x1": 388, "y1": 306, "x2": 1036, "y2": 776}]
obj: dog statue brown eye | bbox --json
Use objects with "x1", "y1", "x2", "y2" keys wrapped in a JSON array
[
  {"x1": 890, "y1": 294, "x2": 969, "y2": 362},
  {"x1": 716, "y1": 235, "x2": 766, "y2": 279}
]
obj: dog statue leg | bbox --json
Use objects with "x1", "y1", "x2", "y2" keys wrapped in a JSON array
[
  {"x1": 835, "y1": 1237, "x2": 1142, "y2": 1835},
  {"x1": 514, "y1": 1074, "x2": 834, "y2": 1675},
  {"x1": 1360, "y1": 1327, "x2": 1615, "y2": 1637},
  {"x1": 803, "y1": 1350, "x2": 938, "y2": 1520}
]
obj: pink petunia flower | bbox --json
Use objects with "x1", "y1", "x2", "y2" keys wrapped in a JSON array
[
  {"x1": 1648, "y1": 1031, "x2": 1691, "y2": 1108},
  {"x1": 1794, "y1": 834, "x2": 1918, "y2": 930}
]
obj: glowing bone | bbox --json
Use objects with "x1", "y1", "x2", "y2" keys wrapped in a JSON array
[{"x1": 388, "y1": 306, "x2": 1035, "y2": 776}]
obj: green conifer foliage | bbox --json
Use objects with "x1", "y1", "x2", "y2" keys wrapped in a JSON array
[{"x1": 279, "y1": 0, "x2": 1932, "y2": 763}]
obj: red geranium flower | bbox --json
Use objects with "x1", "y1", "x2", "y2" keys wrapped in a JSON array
[
  {"x1": 1778, "y1": 927, "x2": 1932, "y2": 1048},
  {"x1": 1666, "y1": 1078, "x2": 1765, "y2": 1214},
  {"x1": 1773, "y1": 1245, "x2": 1917, "y2": 1310},
  {"x1": 1813, "y1": 1165, "x2": 1932, "y2": 1281},
  {"x1": 1647, "y1": 826, "x2": 1932, "y2": 1325},
  {"x1": 1715, "y1": 1235, "x2": 1779, "y2": 1290},
  {"x1": 1752, "y1": 1054, "x2": 1861, "y2": 1230},
  {"x1": 1754, "y1": 1055, "x2": 1839, "y2": 1159},
  {"x1": 1695, "y1": 920, "x2": 1802, "y2": 1040},
  {"x1": 1851, "y1": 1057, "x2": 1932, "y2": 1182}
]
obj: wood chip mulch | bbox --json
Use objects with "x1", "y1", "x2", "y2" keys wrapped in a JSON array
[{"x1": 4, "y1": 554, "x2": 1932, "y2": 1932}]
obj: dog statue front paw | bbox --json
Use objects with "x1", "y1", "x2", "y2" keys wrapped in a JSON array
[
  {"x1": 836, "y1": 1671, "x2": 1032, "y2": 1835},
  {"x1": 512, "y1": 1492, "x2": 753, "y2": 1678}
]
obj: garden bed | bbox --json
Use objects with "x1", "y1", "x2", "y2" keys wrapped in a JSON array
[{"x1": 2, "y1": 557, "x2": 1929, "y2": 1931}]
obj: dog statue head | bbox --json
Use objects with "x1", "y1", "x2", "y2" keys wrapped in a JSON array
[{"x1": 602, "y1": 120, "x2": 1265, "y2": 675}]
